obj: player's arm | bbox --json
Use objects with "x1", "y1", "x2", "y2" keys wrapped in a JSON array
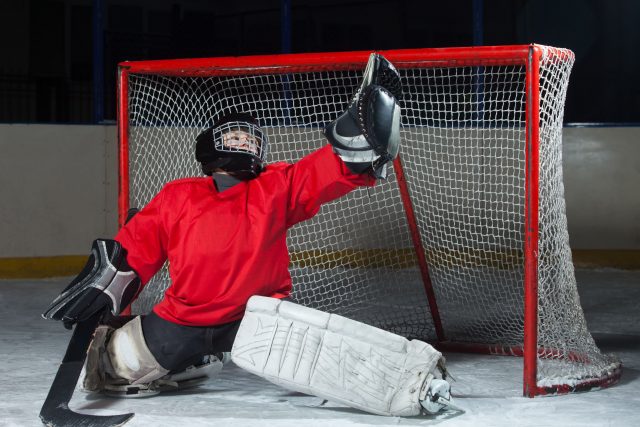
[
  {"x1": 324, "y1": 53, "x2": 402, "y2": 179},
  {"x1": 284, "y1": 54, "x2": 402, "y2": 226}
]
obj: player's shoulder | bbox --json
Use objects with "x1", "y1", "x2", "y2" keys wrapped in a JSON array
[
  {"x1": 256, "y1": 162, "x2": 294, "y2": 184},
  {"x1": 163, "y1": 176, "x2": 209, "y2": 188},
  {"x1": 263, "y1": 161, "x2": 291, "y2": 173},
  {"x1": 160, "y1": 177, "x2": 211, "y2": 195}
]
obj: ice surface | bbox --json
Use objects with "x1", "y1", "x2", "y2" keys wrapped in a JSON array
[{"x1": 1, "y1": 269, "x2": 638, "y2": 427}]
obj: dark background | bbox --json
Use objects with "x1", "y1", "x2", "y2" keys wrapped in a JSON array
[{"x1": 1, "y1": 0, "x2": 638, "y2": 124}]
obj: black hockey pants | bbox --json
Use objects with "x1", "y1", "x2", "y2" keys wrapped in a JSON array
[{"x1": 141, "y1": 311, "x2": 241, "y2": 373}]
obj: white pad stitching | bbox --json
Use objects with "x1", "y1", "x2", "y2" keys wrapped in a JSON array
[{"x1": 232, "y1": 296, "x2": 443, "y2": 416}]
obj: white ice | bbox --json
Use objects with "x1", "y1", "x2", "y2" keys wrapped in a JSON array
[{"x1": 1, "y1": 269, "x2": 638, "y2": 427}]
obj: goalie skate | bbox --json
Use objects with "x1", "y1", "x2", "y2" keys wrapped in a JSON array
[
  {"x1": 99, "y1": 354, "x2": 225, "y2": 398},
  {"x1": 420, "y1": 378, "x2": 464, "y2": 414}
]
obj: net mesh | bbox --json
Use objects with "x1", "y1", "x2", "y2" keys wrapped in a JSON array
[
  {"x1": 123, "y1": 46, "x2": 619, "y2": 391},
  {"x1": 533, "y1": 47, "x2": 619, "y2": 386}
]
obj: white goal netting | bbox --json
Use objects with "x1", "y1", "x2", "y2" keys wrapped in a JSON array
[{"x1": 121, "y1": 46, "x2": 620, "y2": 393}]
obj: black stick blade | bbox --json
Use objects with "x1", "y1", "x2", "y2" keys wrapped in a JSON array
[
  {"x1": 40, "y1": 311, "x2": 135, "y2": 426},
  {"x1": 40, "y1": 407, "x2": 134, "y2": 427}
]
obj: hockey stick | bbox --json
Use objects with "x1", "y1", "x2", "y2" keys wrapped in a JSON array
[{"x1": 40, "y1": 309, "x2": 134, "y2": 427}]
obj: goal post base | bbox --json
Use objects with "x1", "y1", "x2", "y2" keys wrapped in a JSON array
[{"x1": 436, "y1": 340, "x2": 622, "y2": 397}]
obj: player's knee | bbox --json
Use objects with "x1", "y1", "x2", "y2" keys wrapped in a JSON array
[
  {"x1": 106, "y1": 316, "x2": 169, "y2": 384},
  {"x1": 83, "y1": 315, "x2": 169, "y2": 394}
]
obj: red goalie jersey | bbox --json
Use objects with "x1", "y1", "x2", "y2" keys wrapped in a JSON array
[{"x1": 115, "y1": 145, "x2": 375, "y2": 326}]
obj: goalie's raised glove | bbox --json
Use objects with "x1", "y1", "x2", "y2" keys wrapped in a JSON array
[
  {"x1": 356, "y1": 52, "x2": 403, "y2": 101},
  {"x1": 42, "y1": 239, "x2": 141, "y2": 329},
  {"x1": 324, "y1": 53, "x2": 402, "y2": 179}
]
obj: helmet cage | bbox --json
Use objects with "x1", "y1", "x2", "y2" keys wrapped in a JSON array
[{"x1": 212, "y1": 120, "x2": 268, "y2": 163}]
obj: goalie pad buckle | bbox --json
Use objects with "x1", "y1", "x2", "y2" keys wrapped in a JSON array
[{"x1": 231, "y1": 296, "x2": 446, "y2": 416}]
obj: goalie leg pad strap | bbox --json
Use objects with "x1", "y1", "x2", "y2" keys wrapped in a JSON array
[
  {"x1": 82, "y1": 323, "x2": 115, "y2": 392},
  {"x1": 231, "y1": 296, "x2": 444, "y2": 416}
]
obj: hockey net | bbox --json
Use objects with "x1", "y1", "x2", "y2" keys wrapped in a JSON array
[{"x1": 118, "y1": 45, "x2": 621, "y2": 396}]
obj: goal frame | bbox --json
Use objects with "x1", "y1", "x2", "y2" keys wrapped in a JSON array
[{"x1": 117, "y1": 44, "x2": 621, "y2": 398}]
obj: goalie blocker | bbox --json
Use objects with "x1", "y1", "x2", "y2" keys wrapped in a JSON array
[
  {"x1": 42, "y1": 239, "x2": 141, "y2": 328},
  {"x1": 232, "y1": 296, "x2": 460, "y2": 416}
]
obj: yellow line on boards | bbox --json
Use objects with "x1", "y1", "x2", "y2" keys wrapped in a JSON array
[
  {"x1": 0, "y1": 250, "x2": 637, "y2": 279},
  {"x1": 0, "y1": 256, "x2": 87, "y2": 279}
]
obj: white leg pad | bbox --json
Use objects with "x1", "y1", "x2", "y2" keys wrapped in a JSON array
[
  {"x1": 107, "y1": 316, "x2": 169, "y2": 384},
  {"x1": 231, "y1": 296, "x2": 444, "y2": 416}
]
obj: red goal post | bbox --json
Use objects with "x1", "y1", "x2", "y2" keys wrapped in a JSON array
[{"x1": 117, "y1": 44, "x2": 621, "y2": 397}]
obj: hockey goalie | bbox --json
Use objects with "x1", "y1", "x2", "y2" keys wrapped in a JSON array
[{"x1": 42, "y1": 53, "x2": 458, "y2": 419}]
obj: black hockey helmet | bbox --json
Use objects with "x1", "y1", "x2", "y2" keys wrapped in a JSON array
[{"x1": 195, "y1": 112, "x2": 268, "y2": 180}]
